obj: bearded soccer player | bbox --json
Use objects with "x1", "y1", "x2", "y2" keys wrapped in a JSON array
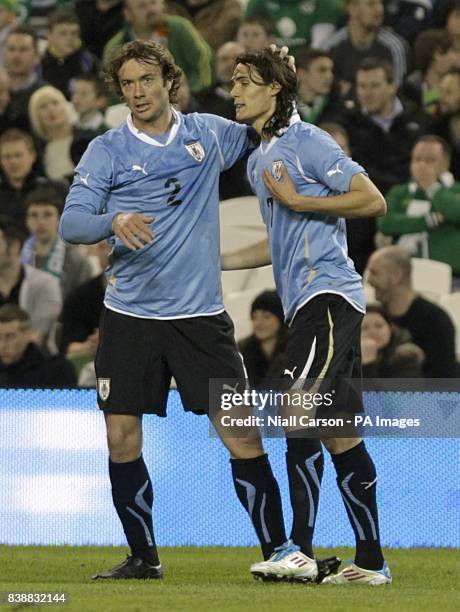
[
  {"x1": 223, "y1": 49, "x2": 392, "y2": 585},
  {"x1": 59, "y1": 40, "x2": 289, "y2": 580}
]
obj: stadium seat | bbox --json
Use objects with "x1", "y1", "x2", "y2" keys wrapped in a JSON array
[
  {"x1": 363, "y1": 282, "x2": 376, "y2": 304},
  {"x1": 224, "y1": 287, "x2": 263, "y2": 341},
  {"x1": 231, "y1": 316, "x2": 254, "y2": 342},
  {"x1": 220, "y1": 197, "x2": 275, "y2": 298},
  {"x1": 411, "y1": 258, "x2": 452, "y2": 301},
  {"x1": 220, "y1": 196, "x2": 266, "y2": 253},
  {"x1": 438, "y1": 292, "x2": 460, "y2": 360},
  {"x1": 221, "y1": 269, "x2": 254, "y2": 295},
  {"x1": 249, "y1": 265, "x2": 276, "y2": 292}
]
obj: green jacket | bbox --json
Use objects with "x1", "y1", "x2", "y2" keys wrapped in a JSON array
[
  {"x1": 245, "y1": 0, "x2": 344, "y2": 52},
  {"x1": 103, "y1": 15, "x2": 214, "y2": 93},
  {"x1": 378, "y1": 177, "x2": 460, "y2": 274}
]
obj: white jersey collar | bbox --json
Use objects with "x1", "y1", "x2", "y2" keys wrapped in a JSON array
[
  {"x1": 126, "y1": 107, "x2": 181, "y2": 147},
  {"x1": 260, "y1": 110, "x2": 301, "y2": 156}
]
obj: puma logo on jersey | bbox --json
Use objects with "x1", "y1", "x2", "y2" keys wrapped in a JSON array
[
  {"x1": 79, "y1": 172, "x2": 90, "y2": 186},
  {"x1": 326, "y1": 163, "x2": 343, "y2": 177},
  {"x1": 223, "y1": 382, "x2": 239, "y2": 394},
  {"x1": 132, "y1": 163, "x2": 148, "y2": 175},
  {"x1": 284, "y1": 366, "x2": 298, "y2": 380}
]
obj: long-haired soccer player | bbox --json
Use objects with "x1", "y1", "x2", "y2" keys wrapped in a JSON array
[{"x1": 224, "y1": 48, "x2": 392, "y2": 585}]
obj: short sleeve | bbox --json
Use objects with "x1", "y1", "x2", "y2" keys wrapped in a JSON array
[
  {"x1": 296, "y1": 127, "x2": 366, "y2": 193},
  {"x1": 67, "y1": 137, "x2": 114, "y2": 215}
]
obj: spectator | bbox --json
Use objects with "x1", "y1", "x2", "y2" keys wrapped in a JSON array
[
  {"x1": 0, "y1": 129, "x2": 68, "y2": 230},
  {"x1": 244, "y1": 0, "x2": 344, "y2": 52},
  {"x1": 320, "y1": 120, "x2": 377, "y2": 275},
  {"x1": 171, "y1": 0, "x2": 243, "y2": 51},
  {"x1": 18, "y1": 0, "x2": 74, "y2": 36},
  {"x1": 404, "y1": 29, "x2": 460, "y2": 113},
  {"x1": 28, "y1": 85, "x2": 95, "y2": 181},
  {"x1": 378, "y1": 135, "x2": 460, "y2": 284},
  {"x1": 383, "y1": 0, "x2": 432, "y2": 45},
  {"x1": 71, "y1": 75, "x2": 109, "y2": 132},
  {"x1": 446, "y1": 0, "x2": 460, "y2": 51},
  {"x1": 41, "y1": 10, "x2": 102, "y2": 100},
  {"x1": 322, "y1": 0, "x2": 409, "y2": 95},
  {"x1": 75, "y1": 0, "x2": 124, "y2": 59},
  {"x1": 432, "y1": 68, "x2": 460, "y2": 178},
  {"x1": 22, "y1": 187, "x2": 93, "y2": 298},
  {"x1": 0, "y1": 0, "x2": 17, "y2": 64},
  {"x1": 103, "y1": 0, "x2": 214, "y2": 94},
  {"x1": 0, "y1": 67, "x2": 11, "y2": 135},
  {"x1": 365, "y1": 245, "x2": 458, "y2": 377},
  {"x1": 196, "y1": 40, "x2": 244, "y2": 118},
  {"x1": 236, "y1": 14, "x2": 273, "y2": 52},
  {"x1": 296, "y1": 48, "x2": 341, "y2": 124},
  {"x1": 195, "y1": 40, "x2": 251, "y2": 200},
  {"x1": 339, "y1": 57, "x2": 429, "y2": 194},
  {"x1": 361, "y1": 302, "x2": 424, "y2": 377},
  {"x1": 238, "y1": 290, "x2": 289, "y2": 389},
  {"x1": 0, "y1": 304, "x2": 76, "y2": 387},
  {"x1": 432, "y1": 0, "x2": 454, "y2": 27},
  {"x1": 59, "y1": 239, "x2": 109, "y2": 355},
  {"x1": 174, "y1": 73, "x2": 199, "y2": 113},
  {"x1": 319, "y1": 120, "x2": 351, "y2": 154},
  {"x1": 0, "y1": 220, "x2": 62, "y2": 344},
  {"x1": 3, "y1": 25, "x2": 46, "y2": 133}
]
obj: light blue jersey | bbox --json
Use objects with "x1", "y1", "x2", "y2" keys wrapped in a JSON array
[
  {"x1": 60, "y1": 110, "x2": 252, "y2": 319},
  {"x1": 247, "y1": 115, "x2": 366, "y2": 324}
]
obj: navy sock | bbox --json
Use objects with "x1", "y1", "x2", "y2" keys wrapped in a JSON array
[
  {"x1": 109, "y1": 455, "x2": 160, "y2": 565},
  {"x1": 231, "y1": 454, "x2": 286, "y2": 560},
  {"x1": 331, "y1": 441, "x2": 384, "y2": 570},
  {"x1": 286, "y1": 437, "x2": 324, "y2": 558}
]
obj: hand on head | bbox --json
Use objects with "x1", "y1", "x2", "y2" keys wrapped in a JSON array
[{"x1": 269, "y1": 44, "x2": 296, "y2": 73}]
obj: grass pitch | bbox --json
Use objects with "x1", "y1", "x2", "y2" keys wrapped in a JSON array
[{"x1": 0, "y1": 546, "x2": 458, "y2": 612}]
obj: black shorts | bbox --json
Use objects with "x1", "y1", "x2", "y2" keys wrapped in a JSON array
[
  {"x1": 95, "y1": 307, "x2": 245, "y2": 416},
  {"x1": 282, "y1": 293, "x2": 364, "y2": 415}
]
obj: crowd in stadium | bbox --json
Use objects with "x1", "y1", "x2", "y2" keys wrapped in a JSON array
[{"x1": 0, "y1": 0, "x2": 459, "y2": 387}]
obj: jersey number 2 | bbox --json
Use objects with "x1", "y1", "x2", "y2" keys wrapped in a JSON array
[{"x1": 165, "y1": 178, "x2": 182, "y2": 206}]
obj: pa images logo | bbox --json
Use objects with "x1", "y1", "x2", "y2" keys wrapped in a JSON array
[{"x1": 98, "y1": 378, "x2": 111, "y2": 401}]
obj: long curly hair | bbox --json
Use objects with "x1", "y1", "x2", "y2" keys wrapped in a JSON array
[
  {"x1": 234, "y1": 49, "x2": 298, "y2": 139},
  {"x1": 106, "y1": 40, "x2": 183, "y2": 103}
]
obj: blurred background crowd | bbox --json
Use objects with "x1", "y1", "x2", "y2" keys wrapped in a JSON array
[{"x1": 0, "y1": 0, "x2": 459, "y2": 387}]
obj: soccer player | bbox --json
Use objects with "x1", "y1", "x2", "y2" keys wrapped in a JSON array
[
  {"x1": 59, "y1": 40, "x2": 288, "y2": 580},
  {"x1": 223, "y1": 48, "x2": 392, "y2": 585}
]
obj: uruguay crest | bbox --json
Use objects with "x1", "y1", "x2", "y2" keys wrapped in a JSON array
[
  {"x1": 272, "y1": 160, "x2": 283, "y2": 182},
  {"x1": 185, "y1": 141, "x2": 205, "y2": 162},
  {"x1": 98, "y1": 378, "x2": 111, "y2": 401}
]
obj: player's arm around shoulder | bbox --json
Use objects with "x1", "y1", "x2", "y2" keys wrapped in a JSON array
[{"x1": 194, "y1": 112, "x2": 257, "y2": 169}]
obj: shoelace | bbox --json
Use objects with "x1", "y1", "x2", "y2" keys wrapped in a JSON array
[
  {"x1": 269, "y1": 540, "x2": 300, "y2": 562},
  {"x1": 111, "y1": 555, "x2": 134, "y2": 571}
]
